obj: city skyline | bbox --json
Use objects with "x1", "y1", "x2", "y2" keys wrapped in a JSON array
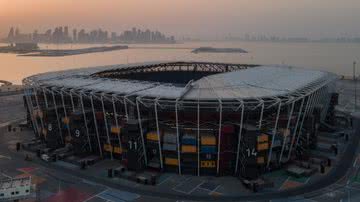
[
  {"x1": 3, "y1": 26, "x2": 175, "y2": 44},
  {"x1": 1, "y1": 0, "x2": 360, "y2": 39}
]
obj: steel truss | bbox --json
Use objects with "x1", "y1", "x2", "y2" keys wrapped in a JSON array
[{"x1": 23, "y1": 62, "x2": 338, "y2": 176}]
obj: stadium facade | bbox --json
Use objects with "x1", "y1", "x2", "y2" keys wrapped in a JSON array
[{"x1": 23, "y1": 61, "x2": 338, "y2": 179}]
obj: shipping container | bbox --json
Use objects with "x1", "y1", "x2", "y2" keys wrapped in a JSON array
[
  {"x1": 200, "y1": 160, "x2": 216, "y2": 168},
  {"x1": 163, "y1": 143, "x2": 177, "y2": 151},
  {"x1": 111, "y1": 126, "x2": 121, "y2": 134},
  {"x1": 181, "y1": 145, "x2": 197, "y2": 153},
  {"x1": 163, "y1": 132, "x2": 177, "y2": 144},
  {"x1": 165, "y1": 157, "x2": 179, "y2": 166},
  {"x1": 146, "y1": 131, "x2": 159, "y2": 141},
  {"x1": 200, "y1": 146, "x2": 217, "y2": 154},
  {"x1": 201, "y1": 135, "x2": 216, "y2": 145}
]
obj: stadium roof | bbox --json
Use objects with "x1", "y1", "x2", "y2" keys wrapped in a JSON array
[{"x1": 24, "y1": 61, "x2": 337, "y2": 102}]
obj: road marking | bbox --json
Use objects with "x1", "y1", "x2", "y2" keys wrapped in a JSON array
[
  {"x1": 353, "y1": 157, "x2": 358, "y2": 167},
  {"x1": 172, "y1": 188, "x2": 189, "y2": 194},
  {"x1": 209, "y1": 184, "x2": 221, "y2": 195},
  {"x1": 197, "y1": 187, "x2": 212, "y2": 192},
  {"x1": 0, "y1": 154, "x2": 12, "y2": 160},
  {"x1": 172, "y1": 177, "x2": 194, "y2": 194},
  {"x1": 1, "y1": 173, "x2": 12, "y2": 179},
  {"x1": 83, "y1": 189, "x2": 108, "y2": 202},
  {"x1": 346, "y1": 186, "x2": 360, "y2": 191},
  {"x1": 188, "y1": 181, "x2": 205, "y2": 194},
  {"x1": 304, "y1": 199, "x2": 318, "y2": 202},
  {"x1": 279, "y1": 177, "x2": 290, "y2": 190},
  {"x1": 157, "y1": 175, "x2": 173, "y2": 186}
]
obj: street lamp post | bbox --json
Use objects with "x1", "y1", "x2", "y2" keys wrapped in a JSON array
[{"x1": 354, "y1": 61, "x2": 357, "y2": 111}]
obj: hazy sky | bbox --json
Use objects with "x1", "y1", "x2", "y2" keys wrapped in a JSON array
[{"x1": 1, "y1": 0, "x2": 360, "y2": 39}]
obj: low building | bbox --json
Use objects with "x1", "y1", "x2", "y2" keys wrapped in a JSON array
[{"x1": 0, "y1": 176, "x2": 31, "y2": 201}]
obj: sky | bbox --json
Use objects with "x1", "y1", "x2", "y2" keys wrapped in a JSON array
[{"x1": 0, "y1": 0, "x2": 360, "y2": 39}]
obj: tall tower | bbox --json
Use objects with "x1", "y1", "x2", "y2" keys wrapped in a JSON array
[
  {"x1": 73, "y1": 29, "x2": 77, "y2": 42},
  {"x1": 7, "y1": 27, "x2": 14, "y2": 40}
]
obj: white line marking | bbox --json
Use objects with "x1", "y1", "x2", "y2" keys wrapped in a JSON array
[
  {"x1": 0, "y1": 155, "x2": 12, "y2": 160},
  {"x1": 346, "y1": 186, "x2": 360, "y2": 191},
  {"x1": 172, "y1": 188, "x2": 189, "y2": 194},
  {"x1": 197, "y1": 187, "x2": 212, "y2": 192},
  {"x1": 157, "y1": 175, "x2": 173, "y2": 186},
  {"x1": 279, "y1": 177, "x2": 290, "y2": 190},
  {"x1": 1, "y1": 173, "x2": 12, "y2": 179},
  {"x1": 172, "y1": 177, "x2": 192, "y2": 191},
  {"x1": 209, "y1": 185, "x2": 221, "y2": 195},
  {"x1": 188, "y1": 181, "x2": 205, "y2": 194},
  {"x1": 303, "y1": 198, "x2": 317, "y2": 202},
  {"x1": 96, "y1": 195, "x2": 113, "y2": 202},
  {"x1": 83, "y1": 189, "x2": 108, "y2": 202},
  {"x1": 353, "y1": 157, "x2": 358, "y2": 167}
]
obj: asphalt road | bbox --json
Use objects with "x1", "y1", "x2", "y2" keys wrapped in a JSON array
[
  {"x1": 0, "y1": 109, "x2": 358, "y2": 201},
  {"x1": 20, "y1": 117, "x2": 360, "y2": 202}
]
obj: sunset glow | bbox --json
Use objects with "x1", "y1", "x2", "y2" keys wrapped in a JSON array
[{"x1": 0, "y1": 0, "x2": 359, "y2": 38}]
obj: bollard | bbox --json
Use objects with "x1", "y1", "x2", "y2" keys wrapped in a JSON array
[
  {"x1": 16, "y1": 142, "x2": 21, "y2": 151},
  {"x1": 108, "y1": 168, "x2": 113, "y2": 178},
  {"x1": 151, "y1": 175, "x2": 156, "y2": 185},
  {"x1": 253, "y1": 184, "x2": 258, "y2": 193},
  {"x1": 81, "y1": 161, "x2": 86, "y2": 170},
  {"x1": 320, "y1": 164, "x2": 325, "y2": 173}
]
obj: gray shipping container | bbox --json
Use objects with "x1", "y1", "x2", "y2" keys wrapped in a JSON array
[
  {"x1": 163, "y1": 143, "x2": 177, "y2": 151},
  {"x1": 163, "y1": 133, "x2": 177, "y2": 143}
]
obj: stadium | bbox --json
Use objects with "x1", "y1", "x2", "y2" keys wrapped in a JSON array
[{"x1": 22, "y1": 61, "x2": 338, "y2": 179}]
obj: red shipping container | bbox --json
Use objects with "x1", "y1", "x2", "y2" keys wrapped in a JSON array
[
  {"x1": 221, "y1": 125, "x2": 235, "y2": 134},
  {"x1": 95, "y1": 112, "x2": 104, "y2": 120}
]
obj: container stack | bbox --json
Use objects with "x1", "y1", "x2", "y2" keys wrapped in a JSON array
[
  {"x1": 43, "y1": 108, "x2": 62, "y2": 149},
  {"x1": 163, "y1": 131, "x2": 179, "y2": 173},
  {"x1": 145, "y1": 131, "x2": 162, "y2": 170},
  {"x1": 200, "y1": 133, "x2": 217, "y2": 175},
  {"x1": 256, "y1": 133, "x2": 269, "y2": 167},
  {"x1": 238, "y1": 124, "x2": 265, "y2": 180},
  {"x1": 219, "y1": 125, "x2": 237, "y2": 176},
  {"x1": 121, "y1": 120, "x2": 145, "y2": 171},
  {"x1": 110, "y1": 125, "x2": 122, "y2": 159},
  {"x1": 181, "y1": 132, "x2": 197, "y2": 175}
]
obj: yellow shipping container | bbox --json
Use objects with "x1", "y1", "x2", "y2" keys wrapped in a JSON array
[
  {"x1": 146, "y1": 132, "x2": 159, "y2": 141},
  {"x1": 42, "y1": 128, "x2": 47, "y2": 139},
  {"x1": 257, "y1": 134, "x2": 269, "y2": 142},
  {"x1": 181, "y1": 145, "x2": 197, "y2": 153},
  {"x1": 111, "y1": 126, "x2": 121, "y2": 134},
  {"x1": 62, "y1": 117, "x2": 70, "y2": 124},
  {"x1": 201, "y1": 160, "x2": 216, "y2": 168},
  {"x1": 257, "y1": 157, "x2": 265, "y2": 164},
  {"x1": 104, "y1": 144, "x2": 113, "y2": 152},
  {"x1": 257, "y1": 143, "x2": 269, "y2": 151},
  {"x1": 165, "y1": 158, "x2": 178, "y2": 166},
  {"x1": 201, "y1": 136, "x2": 216, "y2": 145},
  {"x1": 113, "y1": 146, "x2": 122, "y2": 154}
]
